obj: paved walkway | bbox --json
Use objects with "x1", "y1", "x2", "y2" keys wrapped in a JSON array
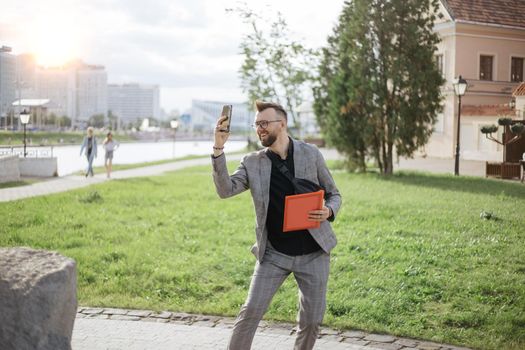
[
  {"x1": 73, "y1": 307, "x2": 470, "y2": 350},
  {"x1": 0, "y1": 155, "x2": 242, "y2": 202},
  {"x1": 394, "y1": 157, "x2": 485, "y2": 177},
  {"x1": 0, "y1": 150, "x2": 489, "y2": 203}
]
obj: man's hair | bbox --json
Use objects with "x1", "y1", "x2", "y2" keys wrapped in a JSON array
[{"x1": 255, "y1": 100, "x2": 287, "y2": 120}]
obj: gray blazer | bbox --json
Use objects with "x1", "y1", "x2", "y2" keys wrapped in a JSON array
[
  {"x1": 80, "y1": 136, "x2": 97, "y2": 161},
  {"x1": 212, "y1": 138, "x2": 342, "y2": 262}
]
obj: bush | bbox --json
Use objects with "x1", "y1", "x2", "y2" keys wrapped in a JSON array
[
  {"x1": 480, "y1": 125, "x2": 498, "y2": 134},
  {"x1": 498, "y1": 117, "x2": 513, "y2": 126},
  {"x1": 510, "y1": 123, "x2": 525, "y2": 134},
  {"x1": 78, "y1": 191, "x2": 103, "y2": 203}
]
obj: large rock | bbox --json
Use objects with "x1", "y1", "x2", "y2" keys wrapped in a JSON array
[{"x1": 0, "y1": 247, "x2": 77, "y2": 350}]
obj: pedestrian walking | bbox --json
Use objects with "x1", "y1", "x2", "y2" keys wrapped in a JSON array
[
  {"x1": 102, "y1": 132, "x2": 119, "y2": 178},
  {"x1": 80, "y1": 127, "x2": 97, "y2": 177},
  {"x1": 211, "y1": 100, "x2": 342, "y2": 350}
]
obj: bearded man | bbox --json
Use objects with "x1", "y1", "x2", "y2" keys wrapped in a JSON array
[{"x1": 211, "y1": 100, "x2": 341, "y2": 350}]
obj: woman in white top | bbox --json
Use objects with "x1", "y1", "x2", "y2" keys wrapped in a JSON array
[{"x1": 103, "y1": 132, "x2": 119, "y2": 178}]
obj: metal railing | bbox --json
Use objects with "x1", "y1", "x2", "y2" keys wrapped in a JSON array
[{"x1": 0, "y1": 146, "x2": 54, "y2": 158}]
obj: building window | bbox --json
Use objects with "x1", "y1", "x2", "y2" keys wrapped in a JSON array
[
  {"x1": 511, "y1": 57, "x2": 524, "y2": 82},
  {"x1": 479, "y1": 55, "x2": 493, "y2": 81},
  {"x1": 435, "y1": 54, "x2": 444, "y2": 77}
]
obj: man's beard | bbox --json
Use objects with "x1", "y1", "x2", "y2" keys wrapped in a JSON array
[{"x1": 260, "y1": 133, "x2": 277, "y2": 147}]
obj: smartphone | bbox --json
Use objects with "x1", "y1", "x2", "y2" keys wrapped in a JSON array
[{"x1": 219, "y1": 104, "x2": 233, "y2": 132}]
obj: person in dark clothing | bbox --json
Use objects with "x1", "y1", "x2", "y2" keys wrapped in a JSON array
[
  {"x1": 211, "y1": 100, "x2": 341, "y2": 350},
  {"x1": 80, "y1": 127, "x2": 98, "y2": 177}
]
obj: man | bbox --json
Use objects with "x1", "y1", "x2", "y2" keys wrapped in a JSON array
[{"x1": 211, "y1": 101, "x2": 341, "y2": 350}]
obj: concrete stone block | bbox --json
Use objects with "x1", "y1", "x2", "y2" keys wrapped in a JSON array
[
  {"x1": 0, "y1": 155, "x2": 20, "y2": 183},
  {"x1": 0, "y1": 247, "x2": 77, "y2": 350},
  {"x1": 19, "y1": 157, "x2": 58, "y2": 177}
]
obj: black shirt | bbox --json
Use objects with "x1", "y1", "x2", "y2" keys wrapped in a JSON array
[
  {"x1": 87, "y1": 137, "x2": 93, "y2": 157},
  {"x1": 265, "y1": 140, "x2": 322, "y2": 256}
]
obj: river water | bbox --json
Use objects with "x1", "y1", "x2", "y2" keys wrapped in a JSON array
[{"x1": 6, "y1": 140, "x2": 247, "y2": 176}]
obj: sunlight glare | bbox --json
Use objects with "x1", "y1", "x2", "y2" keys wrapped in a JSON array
[{"x1": 30, "y1": 20, "x2": 81, "y2": 67}]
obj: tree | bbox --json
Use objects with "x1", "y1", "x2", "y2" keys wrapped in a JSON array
[
  {"x1": 59, "y1": 115, "x2": 72, "y2": 128},
  {"x1": 481, "y1": 117, "x2": 525, "y2": 151},
  {"x1": 88, "y1": 114, "x2": 105, "y2": 128},
  {"x1": 108, "y1": 110, "x2": 119, "y2": 130},
  {"x1": 314, "y1": 0, "x2": 445, "y2": 174},
  {"x1": 229, "y1": 5, "x2": 317, "y2": 128},
  {"x1": 46, "y1": 113, "x2": 57, "y2": 126}
]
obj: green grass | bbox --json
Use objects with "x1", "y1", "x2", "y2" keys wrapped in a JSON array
[
  {"x1": 1, "y1": 164, "x2": 524, "y2": 350},
  {"x1": 0, "y1": 131, "x2": 136, "y2": 146},
  {"x1": 0, "y1": 179, "x2": 39, "y2": 189}
]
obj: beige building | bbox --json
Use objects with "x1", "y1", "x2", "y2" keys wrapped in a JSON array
[{"x1": 426, "y1": 0, "x2": 525, "y2": 161}]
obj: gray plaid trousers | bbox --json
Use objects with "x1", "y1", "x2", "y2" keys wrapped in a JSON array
[{"x1": 227, "y1": 244, "x2": 330, "y2": 350}]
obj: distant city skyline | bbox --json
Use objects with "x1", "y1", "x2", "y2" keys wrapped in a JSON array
[{"x1": 0, "y1": 0, "x2": 344, "y2": 112}]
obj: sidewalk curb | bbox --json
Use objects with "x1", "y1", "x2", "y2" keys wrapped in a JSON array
[{"x1": 76, "y1": 307, "x2": 472, "y2": 350}]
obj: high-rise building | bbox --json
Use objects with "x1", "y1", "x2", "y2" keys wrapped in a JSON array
[
  {"x1": 36, "y1": 66, "x2": 74, "y2": 118},
  {"x1": 107, "y1": 83, "x2": 160, "y2": 125},
  {"x1": 75, "y1": 62, "x2": 107, "y2": 122},
  {"x1": 0, "y1": 46, "x2": 16, "y2": 122},
  {"x1": 2, "y1": 48, "x2": 109, "y2": 128},
  {"x1": 34, "y1": 59, "x2": 107, "y2": 126},
  {"x1": 16, "y1": 53, "x2": 37, "y2": 99}
]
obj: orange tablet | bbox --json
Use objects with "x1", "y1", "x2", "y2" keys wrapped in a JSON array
[{"x1": 283, "y1": 190, "x2": 324, "y2": 232}]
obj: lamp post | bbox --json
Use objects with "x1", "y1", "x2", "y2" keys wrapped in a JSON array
[
  {"x1": 452, "y1": 75, "x2": 468, "y2": 176},
  {"x1": 170, "y1": 120, "x2": 179, "y2": 159},
  {"x1": 20, "y1": 109, "x2": 30, "y2": 157}
]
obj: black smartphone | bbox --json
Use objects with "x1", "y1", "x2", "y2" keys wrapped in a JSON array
[{"x1": 219, "y1": 104, "x2": 233, "y2": 132}]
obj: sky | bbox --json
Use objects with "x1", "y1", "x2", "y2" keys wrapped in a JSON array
[{"x1": 0, "y1": 0, "x2": 344, "y2": 113}]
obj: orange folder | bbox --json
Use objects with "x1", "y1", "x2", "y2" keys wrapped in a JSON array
[{"x1": 283, "y1": 190, "x2": 324, "y2": 232}]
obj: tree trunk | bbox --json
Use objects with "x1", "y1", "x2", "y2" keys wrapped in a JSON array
[
  {"x1": 384, "y1": 142, "x2": 394, "y2": 175},
  {"x1": 358, "y1": 150, "x2": 367, "y2": 172}
]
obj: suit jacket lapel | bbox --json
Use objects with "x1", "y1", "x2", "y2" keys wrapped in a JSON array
[
  {"x1": 259, "y1": 152, "x2": 272, "y2": 209},
  {"x1": 292, "y1": 139, "x2": 306, "y2": 179}
]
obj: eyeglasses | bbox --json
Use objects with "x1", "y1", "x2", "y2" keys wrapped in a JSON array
[{"x1": 252, "y1": 120, "x2": 282, "y2": 130}]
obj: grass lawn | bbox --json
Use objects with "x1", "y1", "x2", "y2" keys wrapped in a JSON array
[
  {"x1": 0, "y1": 179, "x2": 40, "y2": 189},
  {"x1": 1, "y1": 163, "x2": 524, "y2": 350}
]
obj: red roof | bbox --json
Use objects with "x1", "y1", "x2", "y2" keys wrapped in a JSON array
[
  {"x1": 442, "y1": 0, "x2": 525, "y2": 29},
  {"x1": 513, "y1": 82, "x2": 525, "y2": 96}
]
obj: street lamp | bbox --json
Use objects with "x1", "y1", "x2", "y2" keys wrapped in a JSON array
[
  {"x1": 20, "y1": 109, "x2": 30, "y2": 158},
  {"x1": 453, "y1": 75, "x2": 468, "y2": 176},
  {"x1": 170, "y1": 120, "x2": 179, "y2": 159}
]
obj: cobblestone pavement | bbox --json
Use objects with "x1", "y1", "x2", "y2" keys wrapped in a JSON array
[{"x1": 73, "y1": 307, "x2": 472, "y2": 350}]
